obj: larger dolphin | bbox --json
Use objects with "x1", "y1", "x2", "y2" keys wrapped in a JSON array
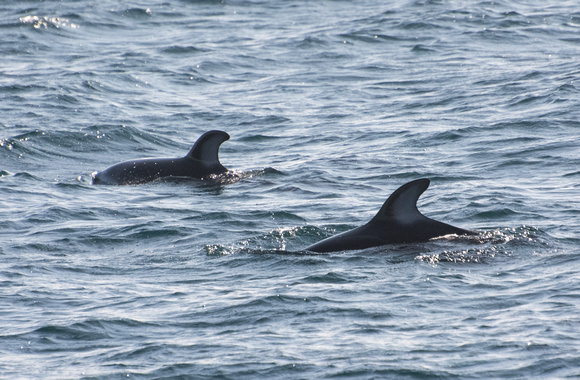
[
  {"x1": 92, "y1": 130, "x2": 230, "y2": 185},
  {"x1": 306, "y1": 178, "x2": 475, "y2": 253}
]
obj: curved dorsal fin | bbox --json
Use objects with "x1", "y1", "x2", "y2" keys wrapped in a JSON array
[
  {"x1": 371, "y1": 178, "x2": 430, "y2": 224},
  {"x1": 186, "y1": 130, "x2": 230, "y2": 163}
]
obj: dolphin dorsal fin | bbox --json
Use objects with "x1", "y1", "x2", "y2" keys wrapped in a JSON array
[
  {"x1": 186, "y1": 130, "x2": 230, "y2": 163},
  {"x1": 371, "y1": 178, "x2": 431, "y2": 224}
]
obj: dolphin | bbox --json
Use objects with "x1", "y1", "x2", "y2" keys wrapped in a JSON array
[
  {"x1": 92, "y1": 130, "x2": 230, "y2": 185},
  {"x1": 306, "y1": 178, "x2": 475, "y2": 253}
]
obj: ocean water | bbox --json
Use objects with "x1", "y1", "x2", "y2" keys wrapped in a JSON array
[{"x1": 1, "y1": 0, "x2": 580, "y2": 378}]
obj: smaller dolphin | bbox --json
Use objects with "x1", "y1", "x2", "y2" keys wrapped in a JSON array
[
  {"x1": 306, "y1": 178, "x2": 475, "y2": 253},
  {"x1": 92, "y1": 130, "x2": 230, "y2": 185}
]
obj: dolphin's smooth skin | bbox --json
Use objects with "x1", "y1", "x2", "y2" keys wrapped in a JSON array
[
  {"x1": 306, "y1": 178, "x2": 475, "y2": 253},
  {"x1": 92, "y1": 130, "x2": 230, "y2": 185}
]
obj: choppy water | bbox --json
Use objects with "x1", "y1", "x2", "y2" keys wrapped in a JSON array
[{"x1": 2, "y1": 0, "x2": 580, "y2": 378}]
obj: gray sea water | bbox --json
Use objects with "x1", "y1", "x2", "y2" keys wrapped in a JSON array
[{"x1": 2, "y1": 0, "x2": 580, "y2": 378}]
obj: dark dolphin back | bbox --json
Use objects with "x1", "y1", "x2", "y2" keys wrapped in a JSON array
[
  {"x1": 186, "y1": 130, "x2": 230, "y2": 166},
  {"x1": 370, "y1": 178, "x2": 474, "y2": 239},
  {"x1": 92, "y1": 130, "x2": 231, "y2": 185},
  {"x1": 371, "y1": 178, "x2": 430, "y2": 224},
  {"x1": 305, "y1": 178, "x2": 474, "y2": 253}
]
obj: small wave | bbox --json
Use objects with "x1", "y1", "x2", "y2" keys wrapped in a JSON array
[
  {"x1": 411, "y1": 44, "x2": 437, "y2": 53},
  {"x1": 295, "y1": 36, "x2": 330, "y2": 49},
  {"x1": 301, "y1": 271, "x2": 353, "y2": 284},
  {"x1": 161, "y1": 45, "x2": 208, "y2": 55},
  {"x1": 238, "y1": 115, "x2": 291, "y2": 127},
  {"x1": 2, "y1": 129, "x2": 125, "y2": 162},
  {"x1": 115, "y1": 7, "x2": 153, "y2": 19},
  {"x1": 24, "y1": 318, "x2": 154, "y2": 343},
  {"x1": 0, "y1": 83, "x2": 50, "y2": 94},
  {"x1": 238, "y1": 134, "x2": 284, "y2": 143},
  {"x1": 507, "y1": 92, "x2": 552, "y2": 108},
  {"x1": 338, "y1": 32, "x2": 386, "y2": 44},
  {"x1": 12, "y1": 172, "x2": 42, "y2": 181},
  {"x1": 563, "y1": 170, "x2": 580, "y2": 178},
  {"x1": 397, "y1": 20, "x2": 447, "y2": 31},
  {"x1": 472, "y1": 207, "x2": 522, "y2": 219}
]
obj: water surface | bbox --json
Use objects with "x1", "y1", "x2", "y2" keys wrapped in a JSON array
[{"x1": 1, "y1": 0, "x2": 580, "y2": 378}]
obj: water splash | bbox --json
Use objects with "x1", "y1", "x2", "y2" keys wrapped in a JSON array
[{"x1": 19, "y1": 15, "x2": 79, "y2": 29}]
